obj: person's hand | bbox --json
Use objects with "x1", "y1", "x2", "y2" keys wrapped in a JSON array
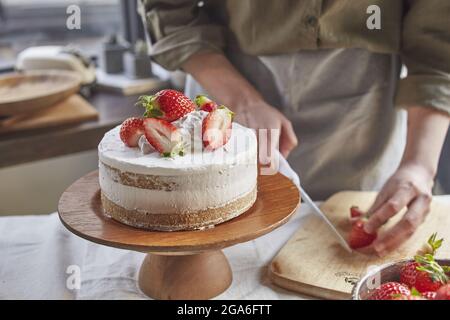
[
  {"x1": 364, "y1": 162, "x2": 434, "y2": 256},
  {"x1": 232, "y1": 100, "x2": 298, "y2": 158},
  {"x1": 182, "y1": 51, "x2": 298, "y2": 157}
]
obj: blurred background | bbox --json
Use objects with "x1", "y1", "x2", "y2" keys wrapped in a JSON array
[
  {"x1": 0, "y1": 0, "x2": 448, "y2": 215},
  {"x1": 0, "y1": 0, "x2": 182, "y2": 215},
  {"x1": 0, "y1": 0, "x2": 121, "y2": 65}
]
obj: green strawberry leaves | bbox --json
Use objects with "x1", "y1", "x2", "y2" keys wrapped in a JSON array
[
  {"x1": 427, "y1": 233, "x2": 443, "y2": 255},
  {"x1": 413, "y1": 233, "x2": 449, "y2": 285},
  {"x1": 415, "y1": 253, "x2": 449, "y2": 285},
  {"x1": 136, "y1": 95, "x2": 164, "y2": 118}
]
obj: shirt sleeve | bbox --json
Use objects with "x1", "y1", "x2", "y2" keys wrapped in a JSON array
[
  {"x1": 395, "y1": 0, "x2": 450, "y2": 116},
  {"x1": 138, "y1": 0, "x2": 226, "y2": 71}
]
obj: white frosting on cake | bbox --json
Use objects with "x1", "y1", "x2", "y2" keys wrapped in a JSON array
[
  {"x1": 99, "y1": 111, "x2": 257, "y2": 175},
  {"x1": 138, "y1": 135, "x2": 154, "y2": 154},
  {"x1": 98, "y1": 111, "x2": 258, "y2": 216}
]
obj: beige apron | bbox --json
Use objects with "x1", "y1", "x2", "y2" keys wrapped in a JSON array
[{"x1": 185, "y1": 47, "x2": 407, "y2": 200}]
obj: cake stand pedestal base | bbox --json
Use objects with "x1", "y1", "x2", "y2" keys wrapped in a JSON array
[
  {"x1": 139, "y1": 251, "x2": 232, "y2": 300},
  {"x1": 58, "y1": 170, "x2": 300, "y2": 300}
]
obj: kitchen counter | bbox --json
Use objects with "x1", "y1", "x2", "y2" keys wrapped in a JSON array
[{"x1": 0, "y1": 91, "x2": 161, "y2": 169}]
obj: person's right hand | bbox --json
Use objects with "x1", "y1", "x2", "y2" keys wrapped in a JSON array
[
  {"x1": 182, "y1": 52, "x2": 298, "y2": 157},
  {"x1": 232, "y1": 100, "x2": 298, "y2": 158}
]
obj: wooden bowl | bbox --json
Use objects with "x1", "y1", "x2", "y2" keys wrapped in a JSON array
[{"x1": 0, "y1": 70, "x2": 81, "y2": 116}]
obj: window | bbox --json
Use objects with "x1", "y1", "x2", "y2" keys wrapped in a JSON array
[{"x1": 0, "y1": 0, "x2": 123, "y2": 70}]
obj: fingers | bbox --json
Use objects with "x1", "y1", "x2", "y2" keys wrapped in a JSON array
[
  {"x1": 372, "y1": 195, "x2": 431, "y2": 256},
  {"x1": 279, "y1": 119, "x2": 298, "y2": 158},
  {"x1": 364, "y1": 183, "x2": 416, "y2": 234},
  {"x1": 257, "y1": 122, "x2": 281, "y2": 166},
  {"x1": 367, "y1": 186, "x2": 392, "y2": 217},
  {"x1": 232, "y1": 111, "x2": 251, "y2": 128}
]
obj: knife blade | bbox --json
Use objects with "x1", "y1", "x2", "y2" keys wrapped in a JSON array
[{"x1": 299, "y1": 185, "x2": 353, "y2": 253}]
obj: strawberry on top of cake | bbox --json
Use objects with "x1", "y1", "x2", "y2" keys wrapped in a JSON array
[{"x1": 119, "y1": 89, "x2": 234, "y2": 158}]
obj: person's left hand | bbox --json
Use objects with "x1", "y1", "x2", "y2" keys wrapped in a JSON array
[{"x1": 363, "y1": 162, "x2": 434, "y2": 256}]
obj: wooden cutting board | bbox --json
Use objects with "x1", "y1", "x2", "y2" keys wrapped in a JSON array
[
  {"x1": 269, "y1": 191, "x2": 450, "y2": 300},
  {"x1": 0, "y1": 94, "x2": 98, "y2": 133}
]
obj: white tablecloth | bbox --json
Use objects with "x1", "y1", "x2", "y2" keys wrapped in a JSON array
[{"x1": 0, "y1": 156, "x2": 314, "y2": 300}]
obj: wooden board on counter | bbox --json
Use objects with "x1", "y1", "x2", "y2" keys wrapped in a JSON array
[
  {"x1": 0, "y1": 94, "x2": 98, "y2": 134},
  {"x1": 269, "y1": 191, "x2": 450, "y2": 300}
]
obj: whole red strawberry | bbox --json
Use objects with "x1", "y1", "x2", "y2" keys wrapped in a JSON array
[
  {"x1": 399, "y1": 234, "x2": 448, "y2": 293},
  {"x1": 435, "y1": 284, "x2": 450, "y2": 300},
  {"x1": 348, "y1": 219, "x2": 377, "y2": 249},
  {"x1": 369, "y1": 282, "x2": 411, "y2": 300},
  {"x1": 120, "y1": 117, "x2": 144, "y2": 147},
  {"x1": 414, "y1": 263, "x2": 447, "y2": 293},
  {"x1": 400, "y1": 261, "x2": 420, "y2": 289},
  {"x1": 138, "y1": 89, "x2": 195, "y2": 122}
]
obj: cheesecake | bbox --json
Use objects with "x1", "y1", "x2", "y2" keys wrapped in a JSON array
[{"x1": 98, "y1": 91, "x2": 258, "y2": 231}]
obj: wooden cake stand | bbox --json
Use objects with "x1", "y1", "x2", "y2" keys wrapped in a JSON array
[{"x1": 58, "y1": 171, "x2": 300, "y2": 300}]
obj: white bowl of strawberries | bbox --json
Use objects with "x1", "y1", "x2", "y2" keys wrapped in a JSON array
[{"x1": 353, "y1": 233, "x2": 450, "y2": 300}]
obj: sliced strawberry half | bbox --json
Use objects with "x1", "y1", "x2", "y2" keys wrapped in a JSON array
[
  {"x1": 143, "y1": 118, "x2": 184, "y2": 157},
  {"x1": 348, "y1": 218, "x2": 377, "y2": 249},
  {"x1": 120, "y1": 117, "x2": 144, "y2": 147},
  {"x1": 202, "y1": 106, "x2": 234, "y2": 150},
  {"x1": 350, "y1": 206, "x2": 364, "y2": 224},
  {"x1": 195, "y1": 95, "x2": 218, "y2": 112},
  {"x1": 350, "y1": 206, "x2": 363, "y2": 218}
]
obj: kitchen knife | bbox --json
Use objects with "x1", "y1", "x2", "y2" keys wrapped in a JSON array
[{"x1": 299, "y1": 185, "x2": 353, "y2": 253}]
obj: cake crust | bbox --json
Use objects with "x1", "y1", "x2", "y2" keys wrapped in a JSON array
[{"x1": 101, "y1": 187, "x2": 257, "y2": 231}]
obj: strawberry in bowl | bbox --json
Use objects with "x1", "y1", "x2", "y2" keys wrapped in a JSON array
[{"x1": 353, "y1": 233, "x2": 450, "y2": 300}]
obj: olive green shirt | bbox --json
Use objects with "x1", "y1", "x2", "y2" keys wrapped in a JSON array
[{"x1": 139, "y1": 0, "x2": 450, "y2": 115}]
